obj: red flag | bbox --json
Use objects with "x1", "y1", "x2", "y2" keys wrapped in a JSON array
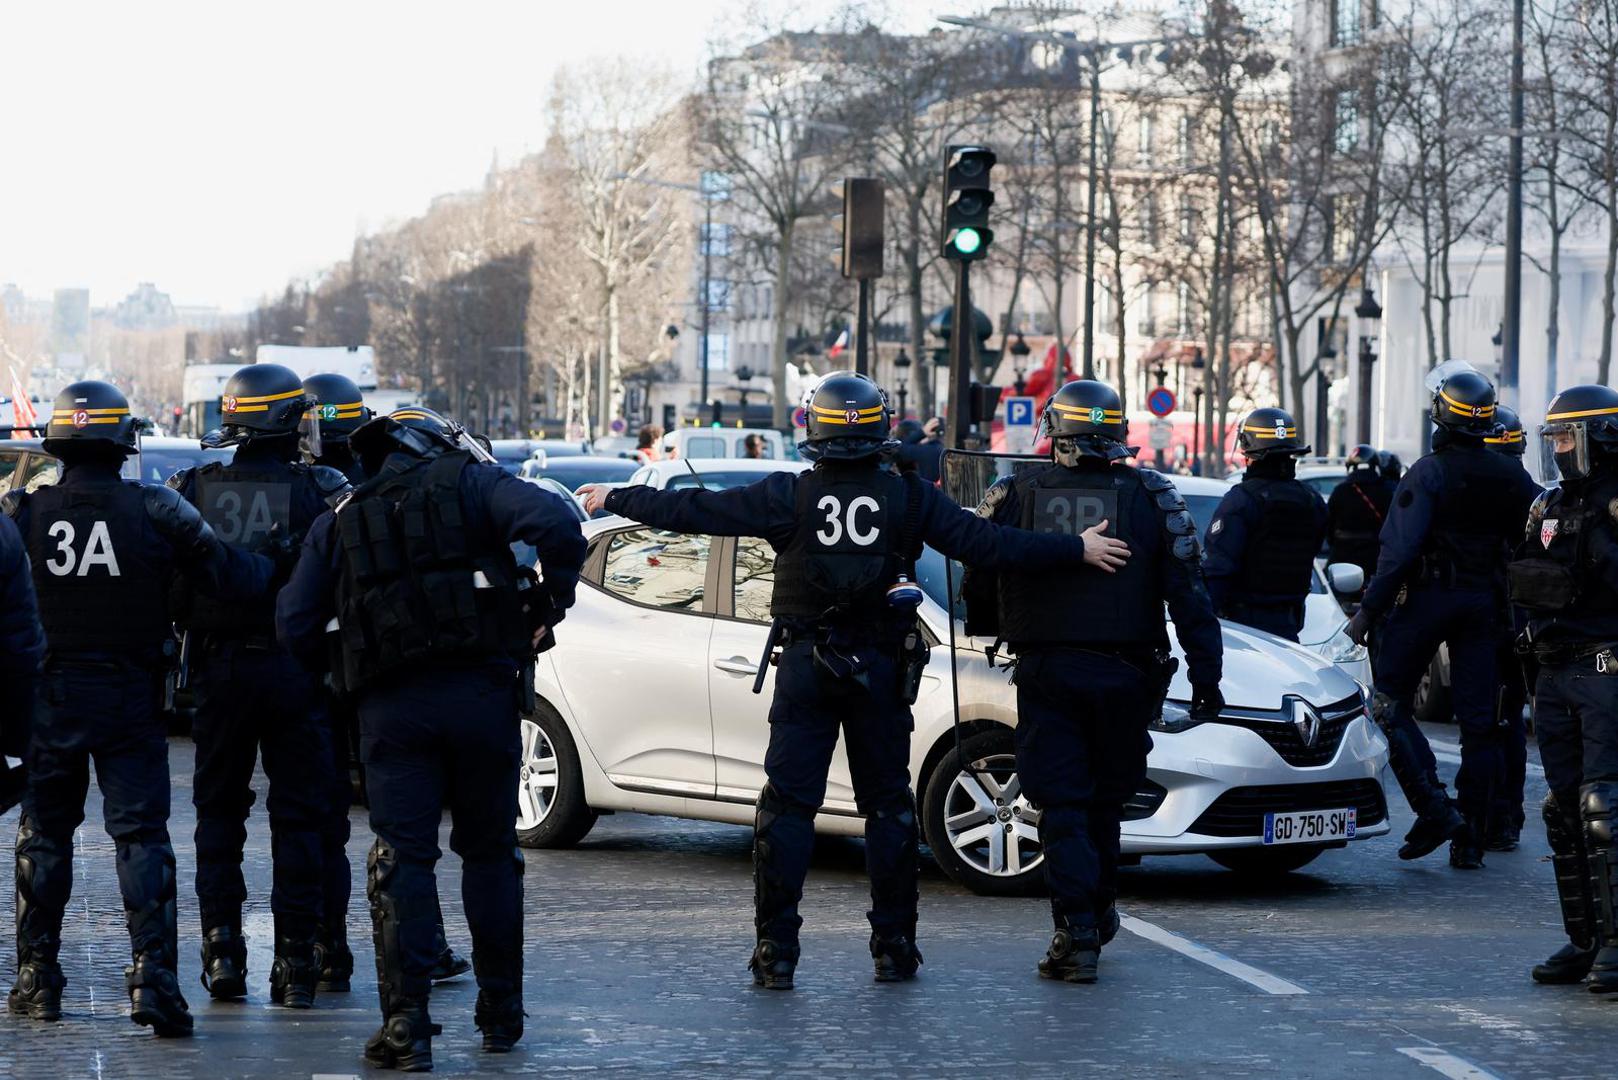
[
  {"x1": 826, "y1": 327, "x2": 850, "y2": 360},
  {"x1": 8, "y1": 368, "x2": 37, "y2": 438}
]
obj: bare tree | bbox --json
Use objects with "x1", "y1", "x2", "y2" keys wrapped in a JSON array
[{"x1": 1563, "y1": 0, "x2": 1618, "y2": 380}]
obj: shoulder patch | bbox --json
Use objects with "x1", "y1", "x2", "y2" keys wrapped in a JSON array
[
  {"x1": 1209, "y1": 518, "x2": 1224, "y2": 535},
  {"x1": 1398, "y1": 489, "x2": 1414, "y2": 508}
]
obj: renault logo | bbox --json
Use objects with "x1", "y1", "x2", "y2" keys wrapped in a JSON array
[{"x1": 1290, "y1": 699, "x2": 1323, "y2": 748}]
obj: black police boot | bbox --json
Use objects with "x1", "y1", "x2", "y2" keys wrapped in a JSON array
[
  {"x1": 1038, "y1": 925, "x2": 1101, "y2": 984},
  {"x1": 475, "y1": 990, "x2": 526, "y2": 1053},
  {"x1": 1449, "y1": 816, "x2": 1486, "y2": 870},
  {"x1": 1534, "y1": 792, "x2": 1600, "y2": 984},
  {"x1": 8, "y1": 961, "x2": 64, "y2": 1021},
  {"x1": 1484, "y1": 822, "x2": 1521, "y2": 852},
  {"x1": 364, "y1": 999, "x2": 440, "y2": 1072},
  {"x1": 870, "y1": 932, "x2": 923, "y2": 983},
  {"x1": 1400, "y1": 802, "x2": 1467, "y2": 861},
  {"x1": 1097, "y1": 904, "x2": 1121, "y2": 947},
  {"x1": 127, "y1": 952, "x2": 194, "y2": 1037},
  {"x1": 749, "y1": 939, "x2": 799, "y2": 990},
  {"x1": 1581, "y1": 784, "x2": 1618, "y2": 994},
  {"x1": 315, "y1": 928, "x2": 354, "y2": 993},
  {"x1": 426, "y1": 945, "x2": 471, "y2": 983},
  {"x1": 200, "y1": 925, "x2": 248, "y2": 1000},
  {"x1": 269, "y1": 935, "x2": 320, "y2": 1009}
]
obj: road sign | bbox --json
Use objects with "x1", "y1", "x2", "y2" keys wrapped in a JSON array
[
  {"x1": 1149, "y1": 418, "x2": 1174, "y2": 450},
  {"x1": 1147, "y1": 386, "x2": 1177, "y2": 418},
  {"x1": 792, "y1": 406, "x2": 807, "y2": 428},
  {"x1": 1004, "y1": 395, "x2": 1036, "y2": 453},
  {"x1": 610, "y1": 417, "x2": 626, "y2": 434}
]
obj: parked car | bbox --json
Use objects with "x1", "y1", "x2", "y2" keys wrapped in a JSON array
[
  {"x1": 0, "y1": 435, "x2": 232, "y2": 495},
  {"x1": 660, "y1": 427, "x2": 787, "y2": 460},
  {"x1": 514, "y1": 465, "x2": 1391, "y2": 895},
  {"x1": 516, "y1": 455, "x2": 641, "y2": 491},
  {"x1": 487, "y1": 438, "x2": 588, "y2": 474},
  {"x1": 1226, "y1": 460, "x2": 1348, "y2": 500},
  {"x1": 621, "y1": 457, "x2": 809, "y2": 492}
]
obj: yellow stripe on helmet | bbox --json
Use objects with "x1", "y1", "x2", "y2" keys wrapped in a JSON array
[
  {"x1": 51, "y1": 407, "x2": 129, "y2": 417},
  {"x1": 1049, "y1": 403, "x2": 1123, "y2": 419},
  {"x1": 1545, "y1": 405, "x2": 1618, "y2": 421},
  {"x1": 1241, "y1": 425, "x2": 1297, "y2": 438},
  {"x1": 1485, "y1": 429, "x2": 1525, "y2": 444},
  {"x1": 228, "y1": 387, "x2": 305, "y2": 406},
  {"x1": 1440, "y1": 389, "x2": 1495, "y2": 418}
]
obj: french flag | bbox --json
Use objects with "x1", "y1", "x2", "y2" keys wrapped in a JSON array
[{"x1": 826, "y1": 327, "x2": 850, "y2": 360}]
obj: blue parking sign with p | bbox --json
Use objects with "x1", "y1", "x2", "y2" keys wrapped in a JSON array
[{"x1": 1006, "y1": 397, "x2": 1034, "y2": 427}]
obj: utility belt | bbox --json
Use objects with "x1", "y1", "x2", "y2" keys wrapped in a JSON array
[
  {"x1": 1413, "y1": 552, "x2": 1497, "y2": 590},
  {"x1": 761, "y1": 619, "x2": 930, "y2": 705},
  {"x1": 1527, "y1": 637, "x2": 1618, "y2": 671},
  {"x1": 1008, "y1": 641, "x2": 1177, "y2": 712},
  {"x1": 197, "y1": 632, "x2": 281, "y2": 654}
]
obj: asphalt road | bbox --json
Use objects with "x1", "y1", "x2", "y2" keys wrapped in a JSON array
[{"x1": 0, "y1": 725, "x2": 1607, "y2": 1079}]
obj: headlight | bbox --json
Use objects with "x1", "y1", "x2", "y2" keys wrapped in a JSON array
[
  {"x1": 1150, "y1": 700, "x2": 1204, "y2": 734},
  {"x1": 1317, "y1": 625, "x2": 1368, "y2": 664}
]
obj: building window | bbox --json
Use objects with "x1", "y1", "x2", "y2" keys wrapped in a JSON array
[
  {"x1": 1334, "y1": 196, "x2": 1359, "y2": 264},
  {"x1": 704, "y1": 278, "x2": 731, "y2": 313},
  {"x1": 1179, "y1": 194, "x2": 1197, "y2": 242},
  {"x1": 1138, "y1": 112, "x2": 1155, "y2": 166},
  {"x1": 1176, "y1": 281, "x2": 1192, "y2": 337},
  {"x1": 1332, "y1": 0, "x2": 1363, "y2": 46},
  {"x1": 1177, "y1": 114, "x2": 1194, "y2": 167},
  {"x1": 1333, "y1": 89, "x2": 1361, "y2": 154},
  {"x1": 1097, "y1": 282, "x2": 1115, "y2": 327},
  {"x1": 1138, "y1": 281, "x2": 1157, "y2": 335},
  {"x1": 705, "y1": 332, "x2": 730, "y2": 372},
  {"x1": 1139, "y1": 195, "x2": 1158, "y2": 246},
  {"x1": 699, "y1": 222, "x2": 731, "y2": 258}
]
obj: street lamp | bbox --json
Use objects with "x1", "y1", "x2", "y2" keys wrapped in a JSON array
[
  {"x1": 894, "y1": 348, "x2": 912, "y2": 420},
  {"x1": 1191, "y1": 346, "x2": 1206, "y2": 474},
  {"x1": 1316, "y1": 342, "x2": 1338, "y2": 454},
  {"x1": 735, "y1": 364, "x2": 755, "y2": 418},
  {"x1": 1354, "y1": 286, "x2": 1382, "y2": 444},
  {"x1": 1010, "y1": 332, "x2": 1031, "y2": 395}
]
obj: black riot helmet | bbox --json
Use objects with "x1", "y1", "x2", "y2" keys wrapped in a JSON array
[
  {"x1": 1428, "y1": 367, "x2": 1497, "y2": 434},
  {"x1": 204, "y1": 363, "x2": 314, "y2": 448},
  {"x1": 42, "y1": 380, "x2": 142, "y2": 455},
  {"x1": 1485, "y1": 404, "x2": 1527, "y2": 458},
  {"x1": 1539, "y1": 384, "x2": 1618, "y2": 483},
  {"x1": 1237, "y1": 407, "x2": 1309, "y2": 460},
  {"x1": 350, "y1": 405, "x2": 496, "y2": 477},
  {"x1": 302, "y1": 373, "x2": 372, "y2": 443},
  {"x1": 799, "y1": 372, "x2": 896, "y2": 462},
  {"x1": 1347, "y1": 443, "x2": 1378, "y2": 471},
  {"x1": 1377, "y1": 450, "x2": 1403, "y2": 484},
  {"x1": 1040, "y1": 379, "x2": 1131, "y2": 464}
]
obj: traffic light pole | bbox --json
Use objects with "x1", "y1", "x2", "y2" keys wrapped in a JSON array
[
  {"x1": 855, "y1": 277, "x2": 871, "y2": 377},
  {"x1": 947, "y1": 260, "x2": 975, "y2": 451}
]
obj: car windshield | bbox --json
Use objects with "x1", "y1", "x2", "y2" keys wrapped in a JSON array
[
  {"x1": 134, "y1": 445, "x2": 234, "y2": 483},
  {"x1": 664, "y1": 469, "x2": 775, "y2": 491},
  {"x1": 537, "y1": 458, "x2": 640, "y2": 488}
]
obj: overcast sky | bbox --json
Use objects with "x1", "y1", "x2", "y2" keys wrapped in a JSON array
[{"x1": 0, "y1": 0, "x2": 943, "y2": 313}]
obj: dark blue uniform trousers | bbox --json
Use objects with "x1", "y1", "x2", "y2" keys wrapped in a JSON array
[
  {"x1": 191, "y1": 641, "x2": 331, "y2": 938},
  {"x1": 1536, "y1": 661, "x2": 1618, "y2": 800},
  {"x1": 359, "y1": 663, "x2": 524, "y2": 1006},
  {"x1": 321, "y1": 689, "x2": 354, "y2": 944},
  {"x1": 19, "y1": 658, "x2": 176, "y2": 966},
  {"x1": 1012, "y1": 650, "x2": 1152, "y2": 930},
  {"x1": 756, "y1": 644, "x2": 917, "y2": 945},
  {"x1": 1373, "y1": 585, "x2": 1503, "y2": 825}
]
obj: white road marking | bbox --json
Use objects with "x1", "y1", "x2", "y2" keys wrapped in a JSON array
[
  {"x1": 1430, "y1": 739, "x2": 1545, "y2": 778},
  {"x1": 1396, "y1": 1046, "x2": 1504, "y2": 1080},
  {"x1": 1119, "y1": 913, "x2": 1309, "y2": 995},
  {"x1": 312, "y1": 1074, "x2": 362, "y2": 1079}
]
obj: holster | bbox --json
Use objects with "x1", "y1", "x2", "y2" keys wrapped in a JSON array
[
  {"x1": 1150, "y1": 650, "x2": 1179, "y2": 721},
  {"x1": 1509, "y1": 558, "x2": 1579, "y2": 613},
  {"x1": 898, "y1": 628, "x2": 930, "y2": 707}
]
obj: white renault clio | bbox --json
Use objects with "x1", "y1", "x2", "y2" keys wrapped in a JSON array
[{"x1": 514, "y1": 479, "x2": 1391, "y2": 896}]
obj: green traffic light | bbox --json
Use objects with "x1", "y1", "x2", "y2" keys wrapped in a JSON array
[{"x1": 952, "y1": 227, "x2": 983, "y2": 255}]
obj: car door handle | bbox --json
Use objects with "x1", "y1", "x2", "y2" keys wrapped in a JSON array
[{"x1": 713, "y1": 656, "x2": 758, "y2": 677}]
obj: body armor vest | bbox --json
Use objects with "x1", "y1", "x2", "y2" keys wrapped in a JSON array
[
  {"x1": 770, "y1": 467, "x2": 920, "y2": 622},
  {"x1": 181, "y1": 459, "x2": 303, "y2": 635},
  {"x1": 1235, "y1": 477, "x2": 1320, "y2": 602},
  {"x1": 333, "y1": 451, "x2": 529, "y2": 691},
  {"x1": 26, "y1": 480, "x2": 171, "y2": 653},
  {"x1": 996, "y1": 461, "x2": 1162, "y2": 646},
  {"x1": 1328, "y1": 474, "x2": 1388, "y2": 568},
  {"x1": 1424, "y1": 447, "x2": 1522, "y2": 585},
  {"x1": 1514, "y1": 472, "x2": 1618, "y2": 643}
]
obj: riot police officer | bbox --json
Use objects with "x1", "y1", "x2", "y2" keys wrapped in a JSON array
[
  {"x1": 1488, "y1": 405, "x2": 1536, "y2": 851},
  {"x1": 893, "y1": 418, "x2": 942, "y2": 483},
  {"x1": 967, "y1": 379, "x2": 1223, "y2": 984},
  {"x1": 578, "y1": 372, "x2": 1107, "y2": 991},
  {"x1": 297, "y1": 375, "x2": 470, "y2": 994},
  {"x1": 0, "y1": 509, "x2": 43, "y2": 816},
  {"x1": 170, "y1": 362, "x2": 349, "y2": 1008},
  {"x1": 1327, "y1": 444, "x2": 1392, "y2": 581},
  {"x1": 6, "y1": 380, "x2": 270, "y2": 1034},
  {"x1": 1203, "y1": 407, "x2": 1328, "y2": 641},
  {"x1": 1510, "y1": 385, "x2": 1618, "y2": 990},
  {"x1": 278, "y1": 407, "x2": 586, "y2": 1070},
  {"x1": 1346, "y1": 367, "x2": 1539, "y2": 869}
]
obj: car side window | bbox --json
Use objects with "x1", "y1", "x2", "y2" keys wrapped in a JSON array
[
  {"x1": 600, "y1": 528, "x2": 709, "y2": 613},
  {"x1": 19, "y1": 454, "x2": 61, "y2": 492},
  {"x1": 733, "y1": 536, "x2": 775, "y2": 623}
]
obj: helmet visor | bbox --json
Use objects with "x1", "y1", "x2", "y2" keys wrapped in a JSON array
[
  {"x1": 301, "y1": 408, "x2": 323, "y2": 461},
  {"x1": 1540, "y1": 421, "x2": 1591, "y2": 483},
  {"x1": 1422, "y1": 359, "x2": 1484, "y2": 395},
  {"x1": 454, "y1": 426, "x2": 498, "y2": 464}
]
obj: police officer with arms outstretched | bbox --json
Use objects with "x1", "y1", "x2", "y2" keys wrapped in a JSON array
[
  {"x1": 170, "y1": 362, "x2": 349, "y2": 1008},
  {"x1": 1202, "y1": 408, "x2": 1327, "y2": 642},
  {"x1": 1511, "y1": 385, "x2": 1618, "y2": 991},
  {"x1": 1327, "y1": 443, "x2": 1392, "y2": 581},
  {"x1": 279, "y1": 406, "x2": 586, "y2": 1071},
  {"x1": 297, "y1": 375, "x2": 472, "y2": 995},
  {"x1": 6, "y1": 381, "x2": 271, "y2": 1035},
  {"x1": 1346, "y1": 366, "x2": 1540, "y2": 869},
  {"x1": 966, "y1": 380, "x2": 1223, "y2": 983},
  {"x1": 579, "y1": 372, "x2": 1110, "y2": 991}
]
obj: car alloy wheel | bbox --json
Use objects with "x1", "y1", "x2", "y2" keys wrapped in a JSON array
[
  {"x1": 941, "y1": 752, "x2": 1044, "y2": 878},
  {"x1": 516, "y1": 718, "x2": 559, "y2": 831}
]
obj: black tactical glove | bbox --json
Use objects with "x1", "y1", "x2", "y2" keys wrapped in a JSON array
[
  {"x1": 1190, "y1": 683, "x2": 1225, "y2": 721},
  {"x1": 1346, "y1": 608, "x2": 1374, "y2": 647}
]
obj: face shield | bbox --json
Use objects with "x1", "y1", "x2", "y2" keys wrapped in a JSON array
[
  {"x1": 296, "y1": 398, "x2": 324, "y2": 461},
  {"x1": 458, "y1": 428, "x2": 498, "y2": 464},
  {"x1": 1541, "y1": 420, "x2": 1592, "y2": 483},
  {"x1": 1423, "y1": 359, "x2": 1485, "y2": 395}
]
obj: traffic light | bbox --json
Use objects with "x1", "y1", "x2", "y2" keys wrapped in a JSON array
[{"x1": 941, "y1": 145, "x2": 995, "y2": 261}]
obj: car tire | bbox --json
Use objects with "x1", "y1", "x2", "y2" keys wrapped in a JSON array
[
  {"x1": 1208, "y1": 846, "x2": 1324, "y2": 876},
  {"x1": 921, "y1": 728, "x2": 1044, "y2": 897},
  {"x1": 516, "y1": 703, "x2": 596, "y2": 849},
  {"x1": 1413, "y1": 654, "x2": 1451, "y2": 724}
]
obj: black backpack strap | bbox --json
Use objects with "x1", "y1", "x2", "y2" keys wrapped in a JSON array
[{"x1": 897, "y1": 470, "x2": 926, "y2": 561}]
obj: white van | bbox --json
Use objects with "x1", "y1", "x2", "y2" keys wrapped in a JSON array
[{"x1": 660, "y1": 427, "x2": 786, "y2": 460}]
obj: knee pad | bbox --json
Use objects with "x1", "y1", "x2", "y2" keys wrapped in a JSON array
[
  {"x1": 1583, "y1": 784, "x2": 1618, "y2": 848},
  {"x1": 1544, "y1": 790, "x2": 1583, "y2": 840},
  {"x1": 755, "y1": 782, "x2": 815, "y2": 835},
  {"x1": 864, "y1": 791, "x2": 917, "y2": 829},
  {"x1": 367, "y1": 839, "x2": 399, "y2": 899}
]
